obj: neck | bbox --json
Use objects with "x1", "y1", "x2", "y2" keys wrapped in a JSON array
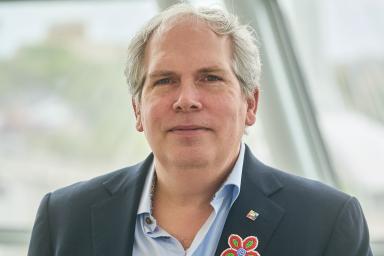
[
  {"x1": 155, "y1": 166, "x2": 223, "y2": 207},
  {"x1": 152, "y1": 146, "x2": 241, "y2": 207}
]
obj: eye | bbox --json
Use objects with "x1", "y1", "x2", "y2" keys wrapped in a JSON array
[
  {"x1": 202, "y1": 74, "x2": 222, "y2": 82},
  {"x1": 154, "y1": 77, "x2": 173, "y2": 85}
]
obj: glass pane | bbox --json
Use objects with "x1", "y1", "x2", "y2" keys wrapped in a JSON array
[
  {"x1": 279, "y1": 0, "x2": 384, "y2": 244},
  {"x1": 0, "y1": 0, "x2": 157, "y2": 254}
]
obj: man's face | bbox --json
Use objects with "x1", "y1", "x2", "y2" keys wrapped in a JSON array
[{"x1": 133, "y1": 18, "x2": 258, "y2": 170}]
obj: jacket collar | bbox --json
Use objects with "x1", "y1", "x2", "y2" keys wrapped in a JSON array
[
  {"x1": 91, "y1": 154, "x2": 153, "y2": 256},
  {"x1": 214, "y1": 145, "x2": 285, "y2": 255}
]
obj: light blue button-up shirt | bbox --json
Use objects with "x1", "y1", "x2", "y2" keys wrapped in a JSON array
[{"x1": 133, "y1": 143, "x2": 245, "y2": 256}]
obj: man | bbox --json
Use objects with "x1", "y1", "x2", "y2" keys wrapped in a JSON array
[{"x1": 28, "y1": 3, "x2": 372, "y2": 256}]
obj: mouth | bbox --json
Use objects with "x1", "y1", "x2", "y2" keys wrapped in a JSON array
[{"x1": 168, "y1": 125, "x2": 210, "y2": 134}]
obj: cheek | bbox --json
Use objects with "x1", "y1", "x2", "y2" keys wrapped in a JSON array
[
  {"x1": 212, "y1": 100, "x2": 247, "y2": 128},
  {"x1": 221, "y1": 93, "x2": 248, "y2": 116},
  {"x1": 141, "y1": 100, "x2": 167, "y2": 130}
]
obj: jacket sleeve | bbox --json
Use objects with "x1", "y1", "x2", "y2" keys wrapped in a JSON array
[
  {"x1": 323, "y1": 196, "x2": 373, "y2": 256},
  {"x1": 28, "y1": 193, "x2": 53, "y2": 256}
]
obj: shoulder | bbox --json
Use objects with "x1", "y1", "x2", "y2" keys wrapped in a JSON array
[
  {"x1": 51, "y1": 165, "x2": 134, "y2": 201},
  {"x1": 272, "y1": 166, "x2": 349, "y2": 202},
  {"x1": 257, "y1": 161, "x2": 352, "y2": 214},
  {"x1": 269, "y1": 169, "x2": 372, "y2": 255},
  {"x1": 46, "y1": 155, "x2": 152, "y2": 211},
  {"x1": 243, "y1": 145, "x2": 351, "y2": 206}
]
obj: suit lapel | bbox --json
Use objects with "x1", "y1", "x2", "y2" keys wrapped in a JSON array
[
  {"x1": 91, "y1": 154, "x2": 153, "y2": 256},
  {"x1": 215, "y1": 146, "x2": 285, "y2": 255}
]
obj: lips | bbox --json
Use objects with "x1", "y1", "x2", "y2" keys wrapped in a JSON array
[{"x1": 168, "y1": 125, "x2": 210, "y2": 133}]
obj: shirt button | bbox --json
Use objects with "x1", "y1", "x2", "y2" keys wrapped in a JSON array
[{"x1": 145, "y1": 217, "x2": 153, "y2": 225}]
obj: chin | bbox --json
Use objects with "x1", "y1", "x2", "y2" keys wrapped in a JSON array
[
  {"x1": 172, "y1": 157, "x2": 210, "y2": 170},
  {"x1": 169, "y1": 147, "x2": 212, "y2": 169}
]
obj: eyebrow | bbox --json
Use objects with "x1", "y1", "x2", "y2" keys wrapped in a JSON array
[
  {"x1": 148, "y1": 66, "x2": 227, "y2": 79},
  {"x1": 197, "y1": 66, "x2": 227, "y2": 74},
  {"x1": 148, "y1": 70, "x2": 177, "y2": 79}
]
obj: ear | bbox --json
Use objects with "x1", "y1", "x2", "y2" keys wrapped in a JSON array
[
  {"x1": 132, "y1": 98, "x2": 144, "y2": 132},
  {"x1": 245, "y1": 88, "x2": 259, "y2": 126}
]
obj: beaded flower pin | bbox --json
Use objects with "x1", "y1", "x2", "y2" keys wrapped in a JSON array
[{"x1": 220, "y1": 234, "x2": 260, "y2": 256}]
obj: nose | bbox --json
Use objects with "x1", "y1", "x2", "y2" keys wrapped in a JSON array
[{"x1": 172, "y1": 82, "x2": 202, "y2": 112}]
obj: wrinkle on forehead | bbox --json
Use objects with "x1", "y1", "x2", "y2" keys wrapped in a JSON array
[
  {"x1": 145, "y1": 16, "x2": 233, "y2": 65},
  {"x1": 150, "y1": 14, "x2": 234, "y2": 51}
]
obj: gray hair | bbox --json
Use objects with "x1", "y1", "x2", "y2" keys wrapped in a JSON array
[{"x1": 124, "y1": 3, "x2": 261, "y2": 100}]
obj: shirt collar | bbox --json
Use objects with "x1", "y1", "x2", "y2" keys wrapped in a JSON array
[
  {"x1": 212, "y1": 142, "x2": 245, "y2": 206},
  {"x1": 136, "y1": 143, "x2": 245, "y2": 215},
  {"x1": 137, "y1": 161, "x2": 155, "y2": 215}
]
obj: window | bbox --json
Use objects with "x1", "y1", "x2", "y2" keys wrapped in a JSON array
[
  {"x1": 279, "y1": 0, "x2": 384, "y2": 252},
  {"x1": 0, "y1": 1, "x2": 157, "y2": 254}
]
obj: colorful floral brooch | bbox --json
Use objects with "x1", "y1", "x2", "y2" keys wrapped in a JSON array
[{"x1": 220, "y1": 234, "x2": 260, "y2": 256}]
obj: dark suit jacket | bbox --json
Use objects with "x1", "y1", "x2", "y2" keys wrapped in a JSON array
[{"x1": 28, "y1": 145, "x2": 372, "y2": 255}]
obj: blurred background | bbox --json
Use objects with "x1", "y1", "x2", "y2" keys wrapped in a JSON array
[{"x1": 0, "y1": 0, "x2": 383, "y2": 255}]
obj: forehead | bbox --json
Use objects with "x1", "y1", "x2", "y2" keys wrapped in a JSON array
[{"x1": 143, "y1": 17, "x2": 233, "y2": 73}]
